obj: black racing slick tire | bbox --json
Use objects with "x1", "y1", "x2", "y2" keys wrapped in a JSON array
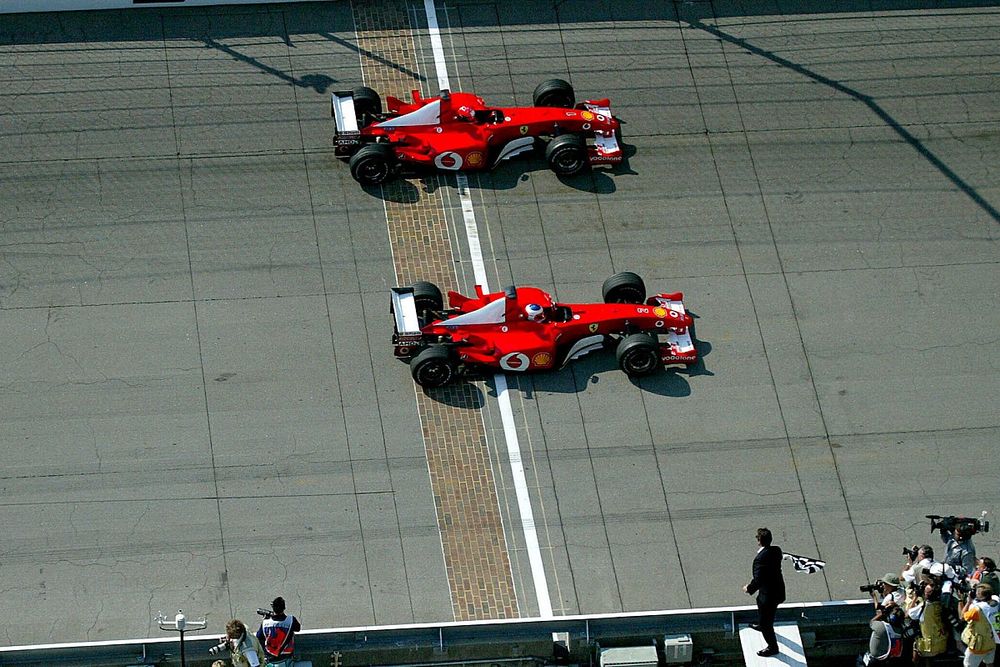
[
  {"x1": 602, "y1": 271, "x2": 646, "y2": 304},
  {"x1": 617, "y1": 333, "x2": 660, "y2": 378},
  {"x1": 410, "y1": 345, "x2": 457, "y2": 388},
  {"x1": 352, "y1": 86, "x2": 382, "y2": 125},
  {"x1": 349, "y1": 144, "x2": 396, "y2": 185},
  {"x1": 411, "y1": 280, "x2": 443, "y2": 322},
  {"x1": 533, "y1": 78, "x2": 576, "y2": 108},
  {"x1": 545, "y1": 134, "x2": 589, "y2": 176}
]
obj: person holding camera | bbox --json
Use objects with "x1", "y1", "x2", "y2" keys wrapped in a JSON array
[
  {"x1": 971, "y1": 557, "x2": 1000, "y2": 597},
  {"x1": 960, "y1": 584, "x2": 998, "y2": 667},
  {"x1": 907, "y1": 582, "x2": 948, "y2": 664},
  {"x1": 942, "y1": 523, "x2": 978, "y2": 576},
  {"x1": 255, "y1": 596, "x2": 301, "y2": 666},
  {"x1": 903, "y1": 545, "x2": 937, "y2": 587},
  {"x1": 877, "y1": 574, "x2": 906, "y2": 609},
  {"x1": 859, "y1": 605, "x2": 906, "y2": 665},
  {"x1": 208, "y1": 619, "x2": 264, "y2": 667}
]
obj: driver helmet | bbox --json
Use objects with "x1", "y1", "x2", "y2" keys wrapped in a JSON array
[
  {"x1": 524, "y1": 303, "x2": 544, "y2": 321},
  {"x1": 456, "y1": 105, "x2": 475, "y2": 121}
]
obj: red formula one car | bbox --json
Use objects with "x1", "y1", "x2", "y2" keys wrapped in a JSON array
[
  {"x1": 390, "y1": 272, "x2": 697, "y2": 388},
  {"x1": 332, "y1": 79, "x2": 622, "y2": 185}
]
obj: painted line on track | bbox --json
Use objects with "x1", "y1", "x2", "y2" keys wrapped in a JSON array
[{"x1": 423, "y1": 0, "x2": 553, "y2": 619}]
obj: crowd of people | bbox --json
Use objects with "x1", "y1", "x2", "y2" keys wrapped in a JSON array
[
  {"x1": 862, "y1": 519, "x2": 1000, "y2": 666},
  {"x1": 209, "y1": 596, "x2": 301, "y2": 667}
]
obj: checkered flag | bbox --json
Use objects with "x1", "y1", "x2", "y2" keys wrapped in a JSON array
[{"x1": 784, "y1": 552, "x2": 826, "y2": 574}]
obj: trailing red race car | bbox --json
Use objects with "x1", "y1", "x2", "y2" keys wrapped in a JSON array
[
  {"x1": 390, "y1": 272, "x2": 697, "y2": 388},
  {"x1": 331, "y1": 79, "x2": 622, "y2": 185}
]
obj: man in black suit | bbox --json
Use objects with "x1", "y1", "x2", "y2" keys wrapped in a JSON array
[{"x1": 742, "y1": 527, "x2": 785, "y2": 657}]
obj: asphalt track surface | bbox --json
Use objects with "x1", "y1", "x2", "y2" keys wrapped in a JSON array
[{"x1": 2, "y1": 0, "x2": 999, "y2": 647}]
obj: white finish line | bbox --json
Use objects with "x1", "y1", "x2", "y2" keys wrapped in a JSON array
[{"x1": 423, "y1": 0, "x2": 554, "y2": 619}]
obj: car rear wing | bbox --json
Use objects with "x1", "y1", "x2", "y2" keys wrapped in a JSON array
[
  {"x1": 390, "y1": 287, "x2": 422, "y2": 337},
  {"x1": 331, "y1": 90, "x2": 362, "y2": 156}
]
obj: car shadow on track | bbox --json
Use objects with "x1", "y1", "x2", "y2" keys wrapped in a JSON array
[
  {"x1": 483, "y1": 329, "x2": 712, "y2": 400},
  {"x1": 361, "y1": 141, "x2": 638, "y2": 201}
]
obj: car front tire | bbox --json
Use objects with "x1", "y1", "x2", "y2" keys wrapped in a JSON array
[
  {"x1": 533, "y1": 79, "x2": 576, "y2": 108},
  {"x1": 546, "y1": 134, "x2": 589, "y2": 176},
  {"x1": 602, "y1": 271, "x2": 646, "y2": 304},
  {"x1": 617, "y1": 333, "x2": 660, "y2": 377}
]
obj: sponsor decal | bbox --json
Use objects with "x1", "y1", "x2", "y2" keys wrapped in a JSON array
[
  {"x1": 590, "y1": 154, "x2": 620, "y2": 163},
  {"x1": 653, "y1": 306, "x2": 668, "y2": 318},
  {"x1": 532, "y1": 352, "x2": 553, "y2": 367},
  {"x1": 466, "y1": 151, "x2": 485, "y2": 167},
  {"x1": 499, "y1": 352, "x2": 530, "y2": 371},
  {"x1": 519, "y1": 125, "x2": 529, "y2": 135},
  {"x1": 564, "y1": 111, "x2": 576, "y2": 117},
  {"x1": 581, "y1": 111, "x2": 595, "y2": 121},
  {"x1": 434, "y1": 151, "x2": 464, "y2": 170},
  {"x1": 588, "y1": 323, "x2": 599, "y2": 333}
]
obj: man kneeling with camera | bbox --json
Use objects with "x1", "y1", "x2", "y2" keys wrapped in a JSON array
[{"x1": 209, "y1": 619, "x2": 264, "y2": 667}]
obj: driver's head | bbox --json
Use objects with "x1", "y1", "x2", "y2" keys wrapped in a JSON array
[
  {"x1": 456, "y1": 105, "x2": 475, "y2": 121},
  {"x1": 524, "y1": 303, "x2": 544, "y2": 322}
]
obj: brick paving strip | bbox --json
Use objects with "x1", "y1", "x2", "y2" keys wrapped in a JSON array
[{"x1": 351, "y1": 0, "x2": 520, "y2": 621}]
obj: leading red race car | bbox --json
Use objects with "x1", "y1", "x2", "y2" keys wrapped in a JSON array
[
  {"x1": 331, "y1": 79, "x2": 622, "y2": 185},
  {"x1": 390, "y1": 272, "x2": 697, "y2": 388}
]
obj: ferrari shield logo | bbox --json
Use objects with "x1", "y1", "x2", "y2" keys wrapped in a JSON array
[
  {"x1": 519, "y1": 125, "x2": 529, "y2": 135},
  {"x1": 588, "y1": 323, "x2": 599, "y2": 333}
]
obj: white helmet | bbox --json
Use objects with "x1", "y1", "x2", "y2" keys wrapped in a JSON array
[{"x1": 524, "y1": 303, "x2": 544, "y2": 321}]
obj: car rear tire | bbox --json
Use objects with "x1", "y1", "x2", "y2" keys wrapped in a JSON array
[
  {"x1": 352, "y1": 86, "x2": 382, "y2": 126},
  {"x1": 546, "y1": 134, "x2": 589, "y2": 176},
  {"x1": 602, "y1": 271, "x2": 646, "y2": 304},
  {"x1": 533, "y1": 79, "x2": 576, "y2": 108},
  {"x1": 617, "y1": 333, "x2": 660, "y2": 377},
  {"x1": 349, "y1": 144, "x2": 396, "y2": 185},
  {"x1": 411, "y1": 281, "x2": 443, "y2": 323},
  {"x1": 410, "y1": 345, "x2": 457, "y2": 388}
]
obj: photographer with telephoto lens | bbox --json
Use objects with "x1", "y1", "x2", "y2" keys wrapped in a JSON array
[
  {"x1": 255, "y1": 596, "x2": 301, "y2": 667},
  {"x1": 207, "y1": 619, "x2": 264, "y2": 667},
  {"x1": 858, "y1": 604, "x2": 907, "y2": 666}
]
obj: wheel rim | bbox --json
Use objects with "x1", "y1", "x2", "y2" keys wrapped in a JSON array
[
  {"x1": 554, "y1": 148, "x2": 585, "y2": 174},
  {"x1": 624, "y1": 348, "x2": 657, "y2": 375},
  {"x1": 358, "y1": 157, "x2": 389, "y2": 184},
  {"x1": 417, "y1": 359, "x2": 452, "y2": 386}
]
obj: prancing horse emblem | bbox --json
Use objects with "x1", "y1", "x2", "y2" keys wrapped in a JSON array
[
  {"x1": 588, "y1": 323, "x2": 599, "y2": 333},
  {"x1": 519, "y1": 125, "x2": 529, "y2": 135}
]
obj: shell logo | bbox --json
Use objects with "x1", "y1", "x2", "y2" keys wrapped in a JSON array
[
  {"x1": 581, "y1": 111, "x2": 595, "y2": 121},
  {"x1": 500, "y1": 352, "x2": 530, "y2": 371},
  {"x1": 653, "y1": 306, "x2": 668, "y2": 318},
  {"x1": 532, "y1": 352, "x2": 553, "y2": 367},
  {"x1": 466, "y1": 151, "x2": 485, "y2": 167},
  {"x1": 434, "y1": 151, "x2": 464, "y2": 170}
]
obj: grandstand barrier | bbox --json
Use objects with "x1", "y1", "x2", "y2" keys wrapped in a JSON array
[{"x1": 0, "y1": 600, "x2": 873, "y2": 666}]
